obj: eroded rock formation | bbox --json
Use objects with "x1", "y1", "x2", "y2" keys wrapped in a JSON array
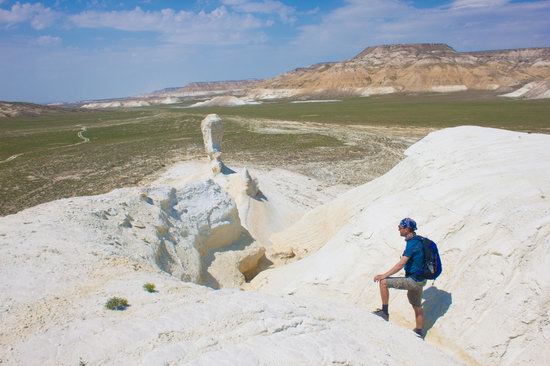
[
  {"x1": 242, "y1": 167, "x2": 260, "y2": 197},
  {"x1": 201, "y1": 114, "x2": 224, "y2": 174}
]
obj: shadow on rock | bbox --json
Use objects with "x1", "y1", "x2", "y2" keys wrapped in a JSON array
[
  {"x1": 221, "y1": 163, "x2": 236, "y2": 175},
  {"x1": 252, "y1": 190, "x2": 268, "y2": 202},
  {"x1": 422, "y1": 286, "x2": 452, "y2": 335}
]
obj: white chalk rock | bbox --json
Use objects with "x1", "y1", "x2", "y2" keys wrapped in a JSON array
[
  {"x1": 252, "y1": 126, "x2": 550, "y2": 366},
  {"x1": 242, "y1": 167, "x2": 260, "y2": 197},
  {"x1": 140, "y1": 181, "x2": 243, "y2": 284},
  {"x1": 208, "y1": 243, "x2": 266, "y2": 288},
  {"x1": 210, "y1": 159, "x2": 223, "y2": 175},
  {"x1": 173, "y1": 179, "x2": 242, "y2": 257},
  {"x1": 201, "y1": 114, "x2": 224, "y2": 172}
]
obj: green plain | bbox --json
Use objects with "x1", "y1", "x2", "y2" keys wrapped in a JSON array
[{"x1": 185, "y1": 93, "x2": 550, "y2": 131}]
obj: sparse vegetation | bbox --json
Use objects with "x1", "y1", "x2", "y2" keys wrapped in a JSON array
[
  {"x1": 0, "y1": 107, "x2": 342, "y2": 215},
  {"x1": 195, "y1": 92, "x2": 550, "y2": 131},
  {"x1": 1, "y1": 93, "x2": 549, "y2": 216},
  {"x1": 105, "y1": 297, "x2": 129, "y2": 310},
  {"x1": 143, "y1": 283, "x2": 156, "y2": 293}
]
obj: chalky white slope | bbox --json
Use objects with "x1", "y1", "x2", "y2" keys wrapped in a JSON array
[
  {"x1": 251, "y1": 126, "x2": 550, "y2": 366},
  {"x1": 0, "y1": 167, "x2": 458, "y2": 365}
]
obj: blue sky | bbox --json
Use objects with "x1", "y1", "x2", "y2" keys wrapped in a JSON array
[{"x1": 1, "y1": 0, "x2": 549, "y2": 103}]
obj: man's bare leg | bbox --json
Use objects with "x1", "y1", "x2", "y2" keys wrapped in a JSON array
[
  {"x1": 371, "y1": 279, "x2": 390, "y2": 320},
  {"x1": 413, "y1": 306, "x2": 424, "y2": 336},
  {"x1": 379, "y1": 279, "x2": 389, "y2": 304}
]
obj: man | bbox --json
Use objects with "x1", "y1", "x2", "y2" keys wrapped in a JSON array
[{"x1": 373, "y1": 217, "x2": 426, "y2": 338}]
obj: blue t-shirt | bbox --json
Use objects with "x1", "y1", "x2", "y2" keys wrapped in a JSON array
[{"x1": 403, "y1": 236, "x2": 425, "y2": 281}]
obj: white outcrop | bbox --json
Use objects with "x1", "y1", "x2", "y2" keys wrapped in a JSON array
[
  {"x1": 81, "y1": 100, "x2": 152, "y2": 109},
  {"x1": 251, "y1": 126, "x2": 550, "y2": 366},
  {"x1": 358, "y1": 86, "x2": 396, "y2": 96},
  {"x1": 247, "y1": 88, "x2": 300, "y2": 100},
  {"x1": 145, "y1": 180, "x2": 245, "y2": 285},
  {"x1": 290, "y1": 99, "x2": 342, "y2": 103},
  {"x1": 200, "y1": 114, "x2": 224, "y2": 174},
  {"x1": 431, "y1": 85, "x2": 468, "y2": 92},
  {"x1": 80, "y1": 97, "x2": 180, "y2": 109},
  {"x1": 500, "y1": 80, "x2": 550, "y2": 99},
  {"x1": 188, "y1": 95, "x2": 260, "y2": 107},
  {"x1": 241, "y1": 167, "x2": 260, "y2": 197},
  {"x1": 207, "y1": 243, "x2": 266, "y2": 287},
  {"x1": 1, "y1": 124, "x2": 549, "y2": 365},
  {"x1": 0, "y1": 155, "x2": 461, "y2": 365},
  {"x1": 158, "y1": 97, "x2": 180, "y2": 104}
]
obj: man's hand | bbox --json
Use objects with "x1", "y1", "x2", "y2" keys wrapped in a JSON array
[
  {"x1": 373, "y1": 256, "x2": 410, "y2": 283},
  {"x1": 373, "y1": 274, "x2": 385, "y2": 282}
]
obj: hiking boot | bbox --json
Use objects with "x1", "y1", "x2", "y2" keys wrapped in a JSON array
[
  {"x1": 413, "y1": 328, "x2": 424, "y2": 339},
  {"x1": 372, "y1": 308, "x2": 389, "y2": 321}
]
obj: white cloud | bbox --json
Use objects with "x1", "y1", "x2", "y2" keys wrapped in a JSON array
[
  {"x1": 35, "y1": 35, "x2": 62, "y2": 46},
  {"x1": 221, "y1": 0, "x2": 296, "y2": 23},
  {"x1": 291, "y1": 0, "x2": 550, "y2": 58},
  {"x1": 70, "y1": 7, "x2": 190, "y2": 32},
  {"x1": 0, "y1": 2, "x2": 57, "y2": 30},
  {"x1": 451, "y1": 0, "x2": 509, "y2": 9},
  {"x1": 303, "y1": 7, "x2": 320, "y2": 16},
  {"x1": 69, "y1": 6, "x2": 265, "y2": 45}
]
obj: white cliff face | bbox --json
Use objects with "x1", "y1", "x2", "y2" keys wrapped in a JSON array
[{"x1": 250, "y1": 126, "x2": 550, "y2": 366}]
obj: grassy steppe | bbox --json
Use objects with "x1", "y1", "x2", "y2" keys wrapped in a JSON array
[
  {"x1": 189, "y1": 93, "x2": 550, "y2": 132},
  {"x1": 1, "y1": 110, "x2": 201, "y2": 215},
  {"x1": 0, "y1": 108, "x2": 342, "y2": 215},
  {"x1": 1, "y1": 93, "x2": 549, "y2": 216}
]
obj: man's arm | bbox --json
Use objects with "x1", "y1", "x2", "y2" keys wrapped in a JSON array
[{"x1": 373, "y1": 256, "x2": 410, "y2": 282}]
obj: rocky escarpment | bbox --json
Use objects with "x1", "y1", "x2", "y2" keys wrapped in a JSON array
[
  {"x1": 259, "y1": 43, "x2": 550, "y2": 97},
  {"x1": 75, "y1": 43, "x2": 550, "y2": 108},
  {"x1": 145, "y1": 79, "x2": 262, "y2": 98},
  {"x1": 0, "y1": 101, "x2": 71, "y2": 118}
]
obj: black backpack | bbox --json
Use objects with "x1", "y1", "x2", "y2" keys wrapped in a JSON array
[{"x1": 415, "y1": 236, "x2": 442, "y2": 280}]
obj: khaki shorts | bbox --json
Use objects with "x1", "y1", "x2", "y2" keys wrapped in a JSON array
[{"x1": 385, "y1": 277, "x2": 426, "y2": 307}]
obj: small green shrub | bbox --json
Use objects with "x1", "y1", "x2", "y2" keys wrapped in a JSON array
[
  {"x1": 143, "y1": 283, "x2": 156, "y2": 293},
  {"x1": 105, "y1": 297, "x2": 129, "y2": 310}
]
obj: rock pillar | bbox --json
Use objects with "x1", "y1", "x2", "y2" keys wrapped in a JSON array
[{"x1": 201, "y1": 114, "x2": 224, "y2": 174}]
